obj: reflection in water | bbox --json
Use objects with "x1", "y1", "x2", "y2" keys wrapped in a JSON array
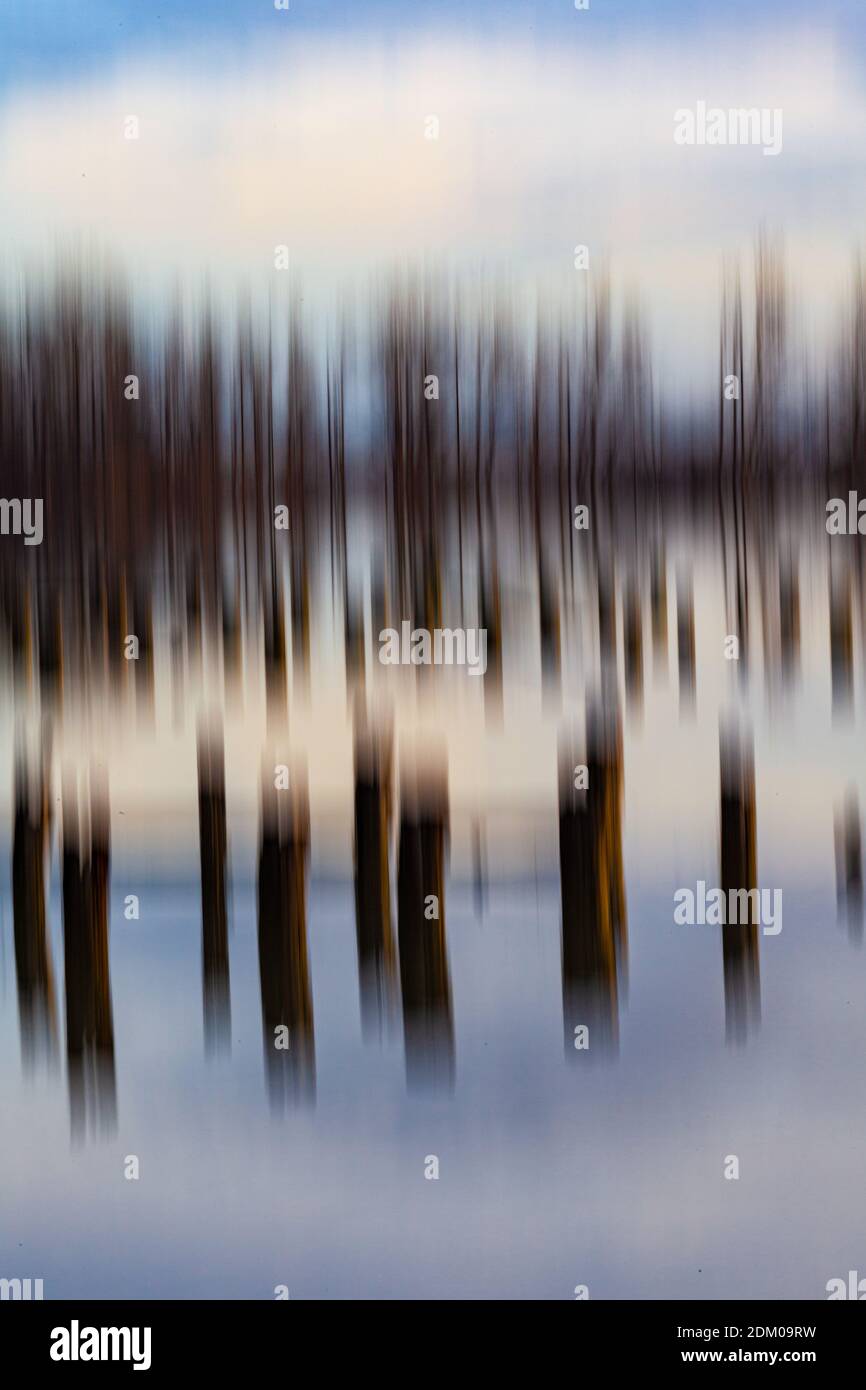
[
  {"x1": 397, "y1": 755, "x2": 454, "y2": 1091},
  {"x1": 257, "y1": 763, "x2": 315, "y2": 1110},
  {"x1": 61, "y1": 769, "x2": 117, "y2": 1142},
  {"x1": 559, "y1": 697, "x2": 628, "y2": 1059},
  {"x1": 719, "y1": 726, "x2": 761, "y2": 1045}
]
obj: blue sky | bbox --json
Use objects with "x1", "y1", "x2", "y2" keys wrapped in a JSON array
[{"x1": 0, "y1": 0, "x2": 860, "y2": 90}]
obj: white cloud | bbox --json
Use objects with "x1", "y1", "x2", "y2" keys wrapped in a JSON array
[{"x1": 0, "y1": 29, "x2": 863, "y2": 389}]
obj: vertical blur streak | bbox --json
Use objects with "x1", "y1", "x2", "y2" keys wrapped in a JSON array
[
  {"x1": 132, "y1": 582, "x2": 156, "y2": 722},
  {"x1": 676, "y1": 570, "x2": 696, "y2": 716},
  {"x1": 256, "y1": 764, "x2": 315, "y2": 1110},
  {"x1": 778, "y1": 551, "x2": 801, "y2": 685},
  {"x1": 597, "y1": 556, "x2": 617, "y2": 678},
  {"x1": 835, "y1": 787, "x2": 863, "y2": 943},
  {"x1": 38, "y1": 589, "x2": 63, "y2": 701},
  {"x1": 264, "y1": 573, "x2": 287, "y2": 711},
  {"x1": 344, "y1": 580, "x2": 366, "y2": 692},
  {"x1": 0, "y1": 572, "x2": 33, "y2": 686},
  {"x1": 397, "y1": 756, "x2": 454, "y2": 1092},
  {"x1": 61, "y1": 769, "x2": 117, "y2": 1142},
  {"x1": 353, "y1": 718, "x2": 397, "y2": 1043},
  {"x1": 623, "y1": 577, "x2": 644, "y2": 717},
  {"x1": 650, "y1": 544, "x2": 669, "y2": 683},
  {"x1": 830, "y1": 561, "x2": 854, "y2": 717},
  {"x1": 12, "y1": 751, "x2": 57, "y2": 1072},
  {"x1": 719, "y1": 727, "x2": 761, "y2": 1045},
  {"x1": 197, "y1": 728, "x2": 231, "y2": 1056},
  {"x1": 558, "y1": 697, "x2": 628, "y2": 1060},
  {"x1": 290, "y1": 526, "x2": 311, "y2": 700},
  {"x1": 481, "y1": 549, "x2": 503, "y2": 723},
  {"x1": 539, "y1": 557, "x2": 561, "y2": 706}
]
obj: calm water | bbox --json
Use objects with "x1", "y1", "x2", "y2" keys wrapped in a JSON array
[{"x1": 1, "y1": 489, "x2": 864, "y2": 1300}]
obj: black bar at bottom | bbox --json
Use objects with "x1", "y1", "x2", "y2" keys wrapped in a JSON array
[{"x1": 1, "y1": 1299, "x2": 861, "y2": 1373}]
